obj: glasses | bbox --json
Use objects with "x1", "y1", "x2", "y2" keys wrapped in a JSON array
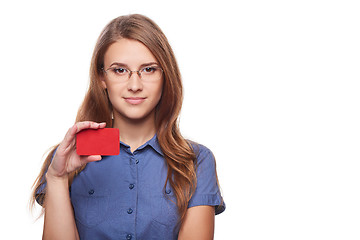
[{"x1": 103, "y1": 65, "x2": 163, "y2": 82}]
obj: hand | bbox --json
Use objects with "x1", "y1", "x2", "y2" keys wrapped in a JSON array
[{"x1": 47, "y1": 121, "x2": 106, "y2": 179}]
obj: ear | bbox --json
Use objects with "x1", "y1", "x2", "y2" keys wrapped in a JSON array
[{"x1": 100, "y1": 75, "x2": 107, "y2": 89}]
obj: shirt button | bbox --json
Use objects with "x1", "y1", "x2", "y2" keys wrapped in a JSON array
[
  {"x1": 129, "y1": 184, "x2": 134, "y2": 189},
  {"x1": 88, "y1": 189, "x2": 95, "y2": 195},
  {"x1": 126, "y1": 234, "x2": 132, "y2": 240},
  {"x1": 135, "y1": 159, "x2": 139, "y2": 164},
  {"x1": 127, "y1": 208, "x2": 133, "y2": 214},
  {"x1": 165, "y1": 189, "x2": 171, "y2": 194}
]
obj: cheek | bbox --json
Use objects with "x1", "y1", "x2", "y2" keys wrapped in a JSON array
[
  {"x1": 154, "y1": 82, "x2": 164, "y2": 103},
  {"x1": 106, "y1": 83, "x2": 126, "y2": 103},
  {"x1": 107, "y1": 81, "x2": 127, "y2": 92}
]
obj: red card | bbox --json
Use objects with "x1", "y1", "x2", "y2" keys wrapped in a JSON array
[{"x1": 76, "y1": 128, "x2": 120, "y2": 156}]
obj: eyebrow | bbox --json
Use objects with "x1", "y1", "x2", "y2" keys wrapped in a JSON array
[{"x1": 108, "y1": 62, "x2": 159, "y2": 69}]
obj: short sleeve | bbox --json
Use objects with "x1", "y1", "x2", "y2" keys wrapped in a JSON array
[
  {"x1": 188, "y1": 144, "x2": 225, "y2": 215},
  {"x1": 35, "y1": 147, "x2": 58, "y2": 206}
]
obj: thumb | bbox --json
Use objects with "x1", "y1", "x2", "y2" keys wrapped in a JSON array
[{"x1": 80, "y1": 155, "x2": 102, "y2": 164}]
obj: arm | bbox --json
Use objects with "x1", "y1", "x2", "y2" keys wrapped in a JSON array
[
  {"x1": 178, "y1": 144, "x2": 225, "y2": 239},
  {"x1": 42, "y1": 121, "x2": 106, "y2": 240},
  {"x1": 43, "y1": 174, "x2": 79, "y2": 240},
  {"x1": 178, "y1": 205, "x2": 215, "y2": 240}
]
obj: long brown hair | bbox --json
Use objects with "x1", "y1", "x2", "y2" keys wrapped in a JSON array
[{"x1": 31, "y1": 14, "x2": 197, "y2": 223}]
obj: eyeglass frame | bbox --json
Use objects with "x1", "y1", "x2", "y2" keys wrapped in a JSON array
[{"x1": 102, "y1": 65, "x2": 164, "y2": 81}]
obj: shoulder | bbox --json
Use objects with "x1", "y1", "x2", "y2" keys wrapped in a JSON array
[
  {"x1": 188, "y1": 140, "x2": 212, "y2": 155},
  {"x1": 188, "y1": 141, "x2": 216, "y2": 168},
  {"x1": 190, "y1": 141, "x2": 211, "y2": 155},
  {"x1": 187, "y1": 140, "x2": 226, "y2": 215}
]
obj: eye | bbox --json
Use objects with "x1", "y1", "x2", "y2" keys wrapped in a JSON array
[
  {"x1": 112, "y1": 67, "x2": 128, "y2": 75},
  {"x1": 142, "y1": 66, "x2": 157, "y2": 74}
]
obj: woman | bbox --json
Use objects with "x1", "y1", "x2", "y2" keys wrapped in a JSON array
[{"x1": 31, "y1": 14, "x2": 225, "y2": 240}]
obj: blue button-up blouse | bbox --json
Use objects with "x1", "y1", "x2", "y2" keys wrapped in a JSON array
[{"x1": 39, "y1": 135, "x2": 225, "y2": 239}]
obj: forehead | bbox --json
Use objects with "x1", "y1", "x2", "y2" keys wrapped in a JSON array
[{"x1": 104, "y1": 39, "x2": 157, "y2": 68}]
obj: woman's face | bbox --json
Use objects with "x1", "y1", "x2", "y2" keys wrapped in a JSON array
[{"x1": 102, "y1": 38, "x2": 163, "y2": 122}]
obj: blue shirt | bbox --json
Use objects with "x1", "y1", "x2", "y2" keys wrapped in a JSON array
[{"x1": 40, "y1": 135, "x2": 225, "y2": 239}]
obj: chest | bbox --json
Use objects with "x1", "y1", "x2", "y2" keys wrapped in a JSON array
[{"x1": 70, "y1": 150, "x2": 179, "y2": 239}]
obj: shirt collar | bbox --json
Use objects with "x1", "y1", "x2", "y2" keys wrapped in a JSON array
[
  {"x1": 142, "y1": 134, "x2": 164, "y2": 156},
  {"x1": 120, "y1": 134, "x2": 164, "y2": 156}
]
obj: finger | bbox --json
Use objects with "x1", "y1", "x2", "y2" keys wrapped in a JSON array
[
  {"x1": 75, "y1": 121, "x2": 107, "y2": 133},
  {"x1": 59, "y1": 121, "x2": 106, "y2": 153},
  {"x1": 63, "y1": 121, "x2": 104, "y2": 147},
  {"x1": 56, "y1": 124, "x2": 77, "y2": 153},
  {"x1": 60, "y1": 124, "x2": 78, "y2": 151}
]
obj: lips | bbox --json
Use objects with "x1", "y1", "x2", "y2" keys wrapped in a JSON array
[{"x1": 124, "y1": 97, "x2": 146, "y2": 105}]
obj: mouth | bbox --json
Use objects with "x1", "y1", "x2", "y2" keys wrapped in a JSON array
[{"x1": 124, "y1": 97, "x2": 146, "y2": 105}]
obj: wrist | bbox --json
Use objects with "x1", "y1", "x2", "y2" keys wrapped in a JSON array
[{"x1": 45, "y1": 168, "x2": 69, "y2": 183}]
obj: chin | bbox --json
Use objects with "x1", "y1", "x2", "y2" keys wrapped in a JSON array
[{"x1": 117, "y1": 109, "x2": 155, "y2": 122}]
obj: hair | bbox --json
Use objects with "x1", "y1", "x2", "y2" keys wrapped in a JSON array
[{"x1": 31, "y1": 14, "x2": 198, "y2": 224}]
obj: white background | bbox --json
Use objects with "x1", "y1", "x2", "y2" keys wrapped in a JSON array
[{"x1": 1, "y1": 0, "x2": 359, "y2": 239}]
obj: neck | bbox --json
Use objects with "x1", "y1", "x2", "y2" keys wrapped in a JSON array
[{"x1": 112, "y1": 111, "x2": 156, "y2": 152}]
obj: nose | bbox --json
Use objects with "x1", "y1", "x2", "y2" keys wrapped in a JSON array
[{"x1": 127, "y1": 71, "x2": 143, "y2": 92}]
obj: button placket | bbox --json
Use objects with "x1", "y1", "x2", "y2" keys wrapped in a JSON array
[
  {"x1": 127, "y1": 156, "x2": 135, "y2": 215},
  {"x1": 133, "y1": 151, "x2": 140, "y2": 164},
  {"x1": 129, "y1": 156, "x2": 139, "y2": 165},
  {"x1": 124, "y1": 152, "x2": 137, "y2": 237}
]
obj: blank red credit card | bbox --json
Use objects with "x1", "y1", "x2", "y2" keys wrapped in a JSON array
[{"x1": 76, "y1": 128, "x2": 120, "y2": 156}]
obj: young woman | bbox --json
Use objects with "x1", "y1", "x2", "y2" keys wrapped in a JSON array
[{"x1": 31, "y1": 14, "x2": 225, "y2": 240}]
